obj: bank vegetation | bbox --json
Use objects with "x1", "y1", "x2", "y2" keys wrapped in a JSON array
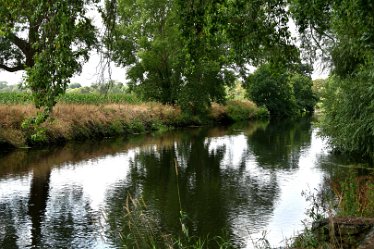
[{"x1": 0, "y1": 93, "x2": 268, "y2": 148}]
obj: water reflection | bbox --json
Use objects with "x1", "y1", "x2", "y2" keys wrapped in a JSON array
[
  {"x1": 0, "y1": 118, "x2": 365, "y2": 248},
  {"x1": 28, "y1": 167, "x2": 51, "y2": 247}
]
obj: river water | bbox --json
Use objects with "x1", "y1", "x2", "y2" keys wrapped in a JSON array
[{"x1": 0, "y1": 118, "x2": 363, "y2": 248}]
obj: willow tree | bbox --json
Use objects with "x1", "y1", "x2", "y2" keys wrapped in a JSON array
[
  {"x1": 108, "y1": 0, "x2": 298, "y2": 115},
  {"x1": 0, "y1": 0, "x2": 98, "y2": 113},
  {"x1": 105, "y1": 0, "x2": 183, "y2": 104},
  {"x1": 289, "y1": 0, "x2": 374, "y2": 159}
]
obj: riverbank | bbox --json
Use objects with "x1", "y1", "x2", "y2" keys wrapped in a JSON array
[
  {"x1": 292, "y1": 166, "x2": 374, "y2": 249},
  {"x1": 0, "y1": 100, "x2": 268, "y2": 148}
]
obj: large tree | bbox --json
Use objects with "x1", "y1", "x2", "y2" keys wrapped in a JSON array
[
  {"x1": 0, "y1": 0, "x2": 98, "y2": 111},
  {"x1": 109, "y1": 0, "x2": 298, "y2": 114},
  {"x1": 107, "y1": 0, "x2": 183, "y2": 104}
]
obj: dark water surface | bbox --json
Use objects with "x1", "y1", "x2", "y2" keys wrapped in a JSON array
[{"x1": 0, "y1": 118, "x2": 363, "y2": 248}]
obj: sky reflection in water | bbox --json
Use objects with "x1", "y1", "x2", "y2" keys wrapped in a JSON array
[{"x1": 0, "y1": 119, "x2": 342, "y2": 248}]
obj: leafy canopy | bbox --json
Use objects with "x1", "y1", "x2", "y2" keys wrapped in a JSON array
[
  {"x1": 289, "y1": 0, "x2": 374, "y2": 159},
  {"x1": 0, "y1": 0, "x2": 98, "y2": 112},
  {"x1": 108, "y1": 0, "x2": 298, "y2": 114}
]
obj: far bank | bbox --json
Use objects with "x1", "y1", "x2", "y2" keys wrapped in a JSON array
[{"x1": 0, "y1": 100, "x2": 268, "y2": 149}]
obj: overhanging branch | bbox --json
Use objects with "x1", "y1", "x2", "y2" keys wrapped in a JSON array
[
  {"x1": 0, "y1": 63, "x2": 25, "y2": 72},
  {"x1": 7, "y1": 33, "x2": 31, "y2": 56}
]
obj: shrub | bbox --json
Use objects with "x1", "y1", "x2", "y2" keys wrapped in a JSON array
[{"x1": 226, "y1": 100, "x2": 257, "y2": 121}]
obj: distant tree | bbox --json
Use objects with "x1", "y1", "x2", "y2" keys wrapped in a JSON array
[
  {"x1": 312, "y1": 78, "x2": 327, "y2": 100},
  {"x1": 68, "y1": 83, "x2": 82, "y2": 89},
  {"x1": 108, "y1": 81, "x2": 127, "y2": 93},
  {"x1": 247, "y1": 63, "x2": 316, "y2": 117},
  {"x1": 247, "y1": 64, "x2": 297, "y2": 117},
  {"x1": 226, "y1": 80, "x2": 247, "y2": 101},
  {"x1": 290, "y1": 73, "x2": 317, "y2": 113},
  {"x1": 0, "y1": 81, "x2": 7, "y2": 89}
]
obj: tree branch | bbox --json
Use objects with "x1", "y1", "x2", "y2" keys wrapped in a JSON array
[
  {"x1": 0, "y1": 63, "x2": 25, "y2": 72},
  {"x1": 7, "y1": 33, "x2": 31, "y2": 55}
]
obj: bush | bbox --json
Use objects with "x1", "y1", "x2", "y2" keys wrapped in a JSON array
[{"x1": 226, "y1": 100, "x2": 262, "y2": 121}]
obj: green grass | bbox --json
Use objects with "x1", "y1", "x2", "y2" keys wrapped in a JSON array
[{"x1": 292, "y1": 169, "x2": 374, "y2": 249}]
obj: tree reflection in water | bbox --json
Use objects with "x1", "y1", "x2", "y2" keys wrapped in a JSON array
[
  {"x1": 0, "y1": 117, "x2": 338, "y2": 249},
  {"x1": 105, "y1": 121, "x2": 306, "y2": 248},
  {"x1": 28, "y1": 167, "x2": 51, "y2": 247}
]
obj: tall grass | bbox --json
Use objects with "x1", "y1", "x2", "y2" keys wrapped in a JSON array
[
  {"x1": 0, "y1": 92, "x2": 268, "y2": 147},
  {"x1": 58, "y1": 93, "x2": 141, "y2": 104},
  {"x1": 331, "y1": 172, "x2": 374, "y2": 217},
  {"x1": 292, "y1": 169, "x2": 374, "y2": 249}
]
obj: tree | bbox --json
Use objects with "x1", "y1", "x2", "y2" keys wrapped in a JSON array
[
  {"x1": 289, "y1": 0, "x2": 374, "y2": 159},
  {"x1": 0, "y1": 81, "x2": 7, "y2": 89},
  {"x1": 0, "y1": 0, "x2": 98, "y2": 112},
  {"x1": 109, "y1": 0, "x2": 298, "y2": 115},
  {"x1": 175, "y1": 0, "x2": 298, "y2": 114},
  {"x1": 312, "y1": 78, "x2": 327, "y2": 100},
  {"x1": 290, "y1": 73, "x2": 317, "y2": 113},
  {"x1": 247, "y1": 64, "x2": 297, "y2": 117},
  {"x1": 109, "y1": 0, "x2": 183, "y2": 104},
  {"x1": 247, "y1": 62, "x2": 316, "y2": 117},
  {"x1": 68, "y1": 83, "x2": 82, "y2": 89}
]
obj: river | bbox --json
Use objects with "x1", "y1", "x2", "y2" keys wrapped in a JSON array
[{"x1": 0, "y1": 118, "x2": 365, "y2": 248}]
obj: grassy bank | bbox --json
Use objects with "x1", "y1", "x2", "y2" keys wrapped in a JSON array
[
  {"x1": 0, "y1": 94, "x2": 268, "y2": 148},
  {"x1": 292, "y1": 168, "x2": 374, "y2": 249}
]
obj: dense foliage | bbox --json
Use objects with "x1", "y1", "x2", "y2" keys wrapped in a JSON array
[
  {"x1": 247, "y1": 64, "x2": 296, "y2": 117},
  {"x1": 0, "y1": 0, "x2": 98, "y2": 112},
  {"x1": 323, "y1": 71, "x2": 374, "y2": 159},
  {"x1": 290, "y1": 73, "x2": 317, "y2": 113},
  {"x1": 246, "y1": 64, "x2": 316, "y2": 117},
  {"x1": 289, "y1": 0, "x2": 374, "y2": 159},
  {"x1": 0, "y1": 0, "x2": 324, "y2": 138},
  {"x1": 108, "y1": 0, "x2": 297, "y2": 114},
  {"x1": 0, "y1": 92, "x2": 140, "y2": 105}
]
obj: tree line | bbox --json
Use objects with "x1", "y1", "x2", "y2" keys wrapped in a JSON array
[{"x1": 0, "y1": 0, "x2": 372, "y2": 159}]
